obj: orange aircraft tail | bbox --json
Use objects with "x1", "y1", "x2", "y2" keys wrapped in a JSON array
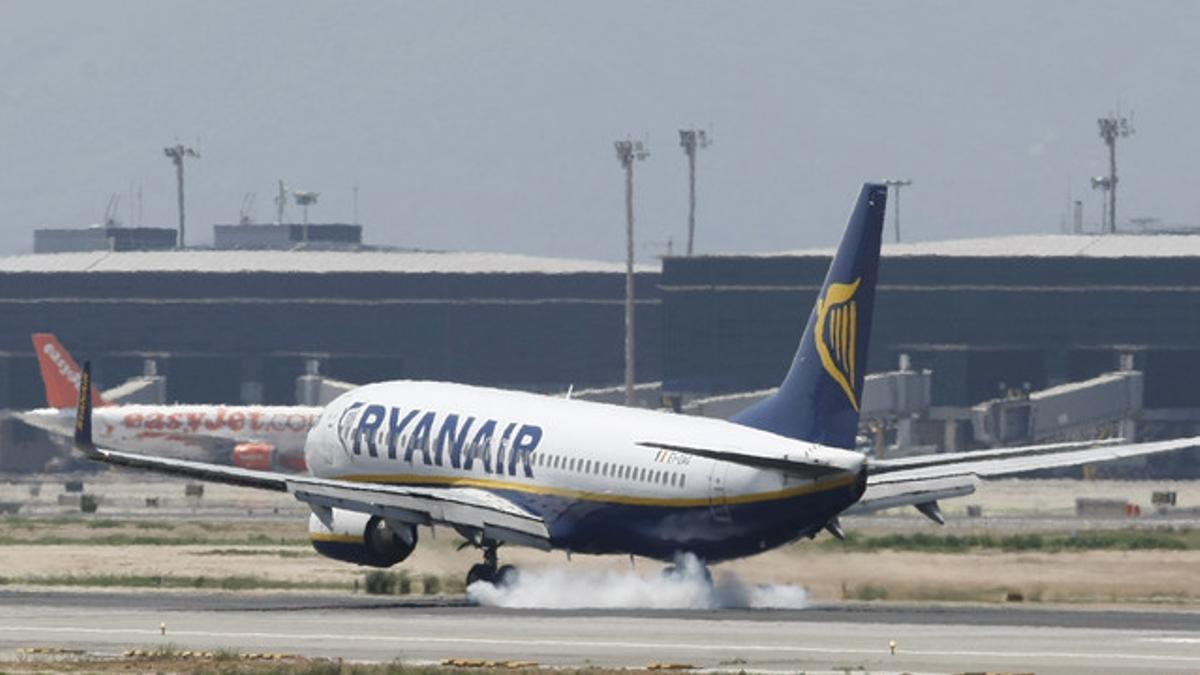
[{"x1": 32, "y1": 333, "x2": 109, "y2": 409}]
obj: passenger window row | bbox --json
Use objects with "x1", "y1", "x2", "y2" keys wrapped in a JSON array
[{"x1": 531, "y1": 452, "x2": 686, "y2": 488}]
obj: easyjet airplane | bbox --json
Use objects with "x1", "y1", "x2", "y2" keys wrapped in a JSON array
[
  {"x1": 23, "y1": 333, "x2": 318, "y2": 471},
  {"x1": 70, "y1": 184, "x2": 1198, "y2": 587}
]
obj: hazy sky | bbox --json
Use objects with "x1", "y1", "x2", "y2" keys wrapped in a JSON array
[{"x1": 2, "y1": 2, "x2": 1197, "y2": 260}]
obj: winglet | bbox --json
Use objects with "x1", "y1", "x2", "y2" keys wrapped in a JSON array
[{"x1": 73, "y1": 361, "x2": 101, "y2": 459}]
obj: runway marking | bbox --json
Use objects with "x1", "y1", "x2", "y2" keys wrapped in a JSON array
[
  {"x1": 1139, "y1": 636, "x2": 1200, "y2": 644},
  {"x1": 0, "y1": 624, "x2": 1198, "y2": 664}
]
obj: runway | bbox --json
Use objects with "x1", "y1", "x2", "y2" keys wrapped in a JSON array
[{"x1": 1, "y1": 590, "x2": 1197, "y2": 674}]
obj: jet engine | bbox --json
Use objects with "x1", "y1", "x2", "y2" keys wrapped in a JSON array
[
  {"x1": 231, "y1": 443, "x2": 306, "y2": 472},
  {"x1": 308, "y1": 508, "x2": 418, "y2": 568},
  {"x1": 231, "y1": 443, "x2": 274, "y2": 470}
]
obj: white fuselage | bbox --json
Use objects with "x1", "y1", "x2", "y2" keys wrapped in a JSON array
[{"x1": 304, "y1": 380, "x2": 866, "y2": 561}]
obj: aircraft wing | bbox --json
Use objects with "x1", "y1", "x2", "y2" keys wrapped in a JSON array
[
  {"x1": 849, "y1": 436, "x2": 1200, "y2": 518},
  {"x1": 70, "y1": 365, "x2": 549, "y2": 549}
]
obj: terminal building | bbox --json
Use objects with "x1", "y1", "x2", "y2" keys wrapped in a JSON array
[
  {"x1": 662, "y1": 234, "x2": 1200, "y2": 406},
  {"x1": 33, "y1": 225, "x2": 177, "y2": 253},
  {"x1": 661, "y1": 234, "x2": 1200, "y2": 472},
  {"x1": 212, "y1": 223, "x2": 364, "y2": 250},
  {"x1": 2, "y1": 228, "x2": 1200, "y2": 475},
  {"x1": 0, "y1": 249, "x2": 660, "y2": 410}
]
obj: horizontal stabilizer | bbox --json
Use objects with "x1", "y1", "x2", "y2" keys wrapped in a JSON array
[
  {"x1": 850, "y1": 436, "x2": 1199, "y2": 516},
  {"x1": 637, "y1": 441, "x2": 855, "y2": 478},
  {"x1": 870, "y1": 437, "x2": 1199, "y2": 482},
  {"x1": 868, "y1": 438, "x2": 1125, "y2": 475}
]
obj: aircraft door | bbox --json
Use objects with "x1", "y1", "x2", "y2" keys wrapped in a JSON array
[{"x1": 708, "y1": 461, "x2": 732, "y2": 522}]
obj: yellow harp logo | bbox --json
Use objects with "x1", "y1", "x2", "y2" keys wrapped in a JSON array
[{"x1": 814, "y1": 278, "x2": 862, "y2": 411}]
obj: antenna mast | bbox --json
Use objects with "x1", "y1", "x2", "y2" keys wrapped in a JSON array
[
  {"x1": 103, "y1": 194, "x2": 121, "y2": 227},
  {"x1": 275, "y1": 180, "x2": 288, "y2": 225}
]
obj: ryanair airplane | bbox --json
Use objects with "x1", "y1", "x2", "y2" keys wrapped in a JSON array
[{"x1": 71, "y1": 184, "x2": 1198, "y2": 588}]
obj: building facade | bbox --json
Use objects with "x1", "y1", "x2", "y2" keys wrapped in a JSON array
[
  {"x1": 661, "y1": 235, "x2": 1200, "y2": 412},
  {"x1": 0, "y1": 250, "x2": 660, "y2": 409}
]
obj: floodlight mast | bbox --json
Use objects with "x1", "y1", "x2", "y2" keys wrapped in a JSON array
[
  {"x1": 679, "y1": 129, "x2": 710, "y2": 256},
  {"x1": 615, "y1": 138, "x2": 650, "y2": 407},
  {"x1": 1090, "y1": 175, "x2": 1112, "y2": 230},
  {"x1": 163, "y1": 144, "x2": 199, "y2": 248},
  {"x1": 291, "y1": 190, "x2": 320, "y2": 245},
  {"x1": 882, "y1": 178, "x2": 912, "y2": 243},
  {"x1": 292, "y1": 191, "x2": 319, "y2": 225},
  {"x1": 1097, "y1": 111, "x2": 1134, "y2": 233}
]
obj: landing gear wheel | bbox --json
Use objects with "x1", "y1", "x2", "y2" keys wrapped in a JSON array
[
  {"x1": 660, "y1": 563, "x2": 713, "y2": 584},
  {"x1": 495, "y1": 564, "x2": 520, "y2": 587},
  {"x1": 466, "y1": 563, "x2": 495, "y2": 586},
  {"x1": 465, "y1": 539, "x2": 505, "y2": 588}
]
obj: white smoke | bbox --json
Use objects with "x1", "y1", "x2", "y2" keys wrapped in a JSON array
[{"x1": 467, "y1": 553, "x2": 808, "y2": 609}]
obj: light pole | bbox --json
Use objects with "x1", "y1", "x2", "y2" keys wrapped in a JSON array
[
  {"x1": 1096, "y1": 111, "x2": 1134, "y2": 233},
  {"x1": 163, "y1": 144, "x2": 199, "y2": 248},
  {"x1": 1090, "y1": 176, "x2": 1112, "y2": 231},
  {"x1": 615, "y1": 138, "x2": 649, "y2": 407},
  {"x1": 678, "y1": 129, "x2": 710, "y2": 256},
  {"x1": 274, "y1": 180, "x2": 290, "y2": 224},
  {"x1": 883, "y1": 178, "x2": 912, "y2": 243},
  {"x1": 291, "y1": 190, "x2": 319, "y2": 245}
]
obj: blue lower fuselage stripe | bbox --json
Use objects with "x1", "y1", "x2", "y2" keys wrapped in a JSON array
[{"x1": 494, "y1": 475, "x2": 864, "y2": 562}]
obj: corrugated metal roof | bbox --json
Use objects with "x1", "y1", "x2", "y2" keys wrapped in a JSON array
[
  {"x1": 772, "y1": 234, "x2": 1200, "y2": 259},
  {"x1": 10, "y1": 233, "x2": 1196, "y2": 274},
  {"x1": 0, "y1": 249, "x2": 654, "y2": 274}
]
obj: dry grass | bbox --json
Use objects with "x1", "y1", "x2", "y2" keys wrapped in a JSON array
[
  {"x1": 1, "y1": 478, "x2": 1198, "y2": 608},
  {"x1": 1, "y1": 650, "x2": 640, "y2": 674},
  {"x1": 0, "y1": 515, "x2": 310, "y2": 546}
]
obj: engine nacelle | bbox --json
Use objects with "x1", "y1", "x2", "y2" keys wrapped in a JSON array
[
  {"x1": 308, "y1": 508, "x2": 418, "y2": 568},
  {"x1": 276, "y1": 451, "x2": 307, "y2": 473},
  {"x1": 232, "y1": 443, "x2": 307, "y2": 472},
  {"x1": 232, "y1": 443, "x2": 274, "y2": 470}
]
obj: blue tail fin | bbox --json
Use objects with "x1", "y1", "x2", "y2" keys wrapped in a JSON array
[{"x1": 732, "y1": 183, "x2": 887, "y2": 448}]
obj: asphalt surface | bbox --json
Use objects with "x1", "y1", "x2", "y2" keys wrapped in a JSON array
[{"x1": 0, "y1": 589, "x2": 1197, "y2": 673}]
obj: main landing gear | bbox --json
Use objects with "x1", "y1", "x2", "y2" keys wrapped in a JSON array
[
  {"x1": 660, "y1": 561, "x2": 713, "y2": 585},
  {"x1": 464, "y1": 542, "x2": 520, "y2": 588}
]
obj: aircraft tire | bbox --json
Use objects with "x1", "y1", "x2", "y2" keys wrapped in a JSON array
[
  {"x1": 466, "y1": 563, "x2": 495, "y2": 587},
  {"x1": 495, "y1": 564, "x2": 520, "y2": 587},
  {"x1": 660, "y1": 563, "x2": 713, "y2": 585}
]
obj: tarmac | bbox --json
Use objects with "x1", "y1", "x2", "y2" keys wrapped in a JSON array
[{"x1": 0, "y1": 589, "x2": 1197, "y2": 674}]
